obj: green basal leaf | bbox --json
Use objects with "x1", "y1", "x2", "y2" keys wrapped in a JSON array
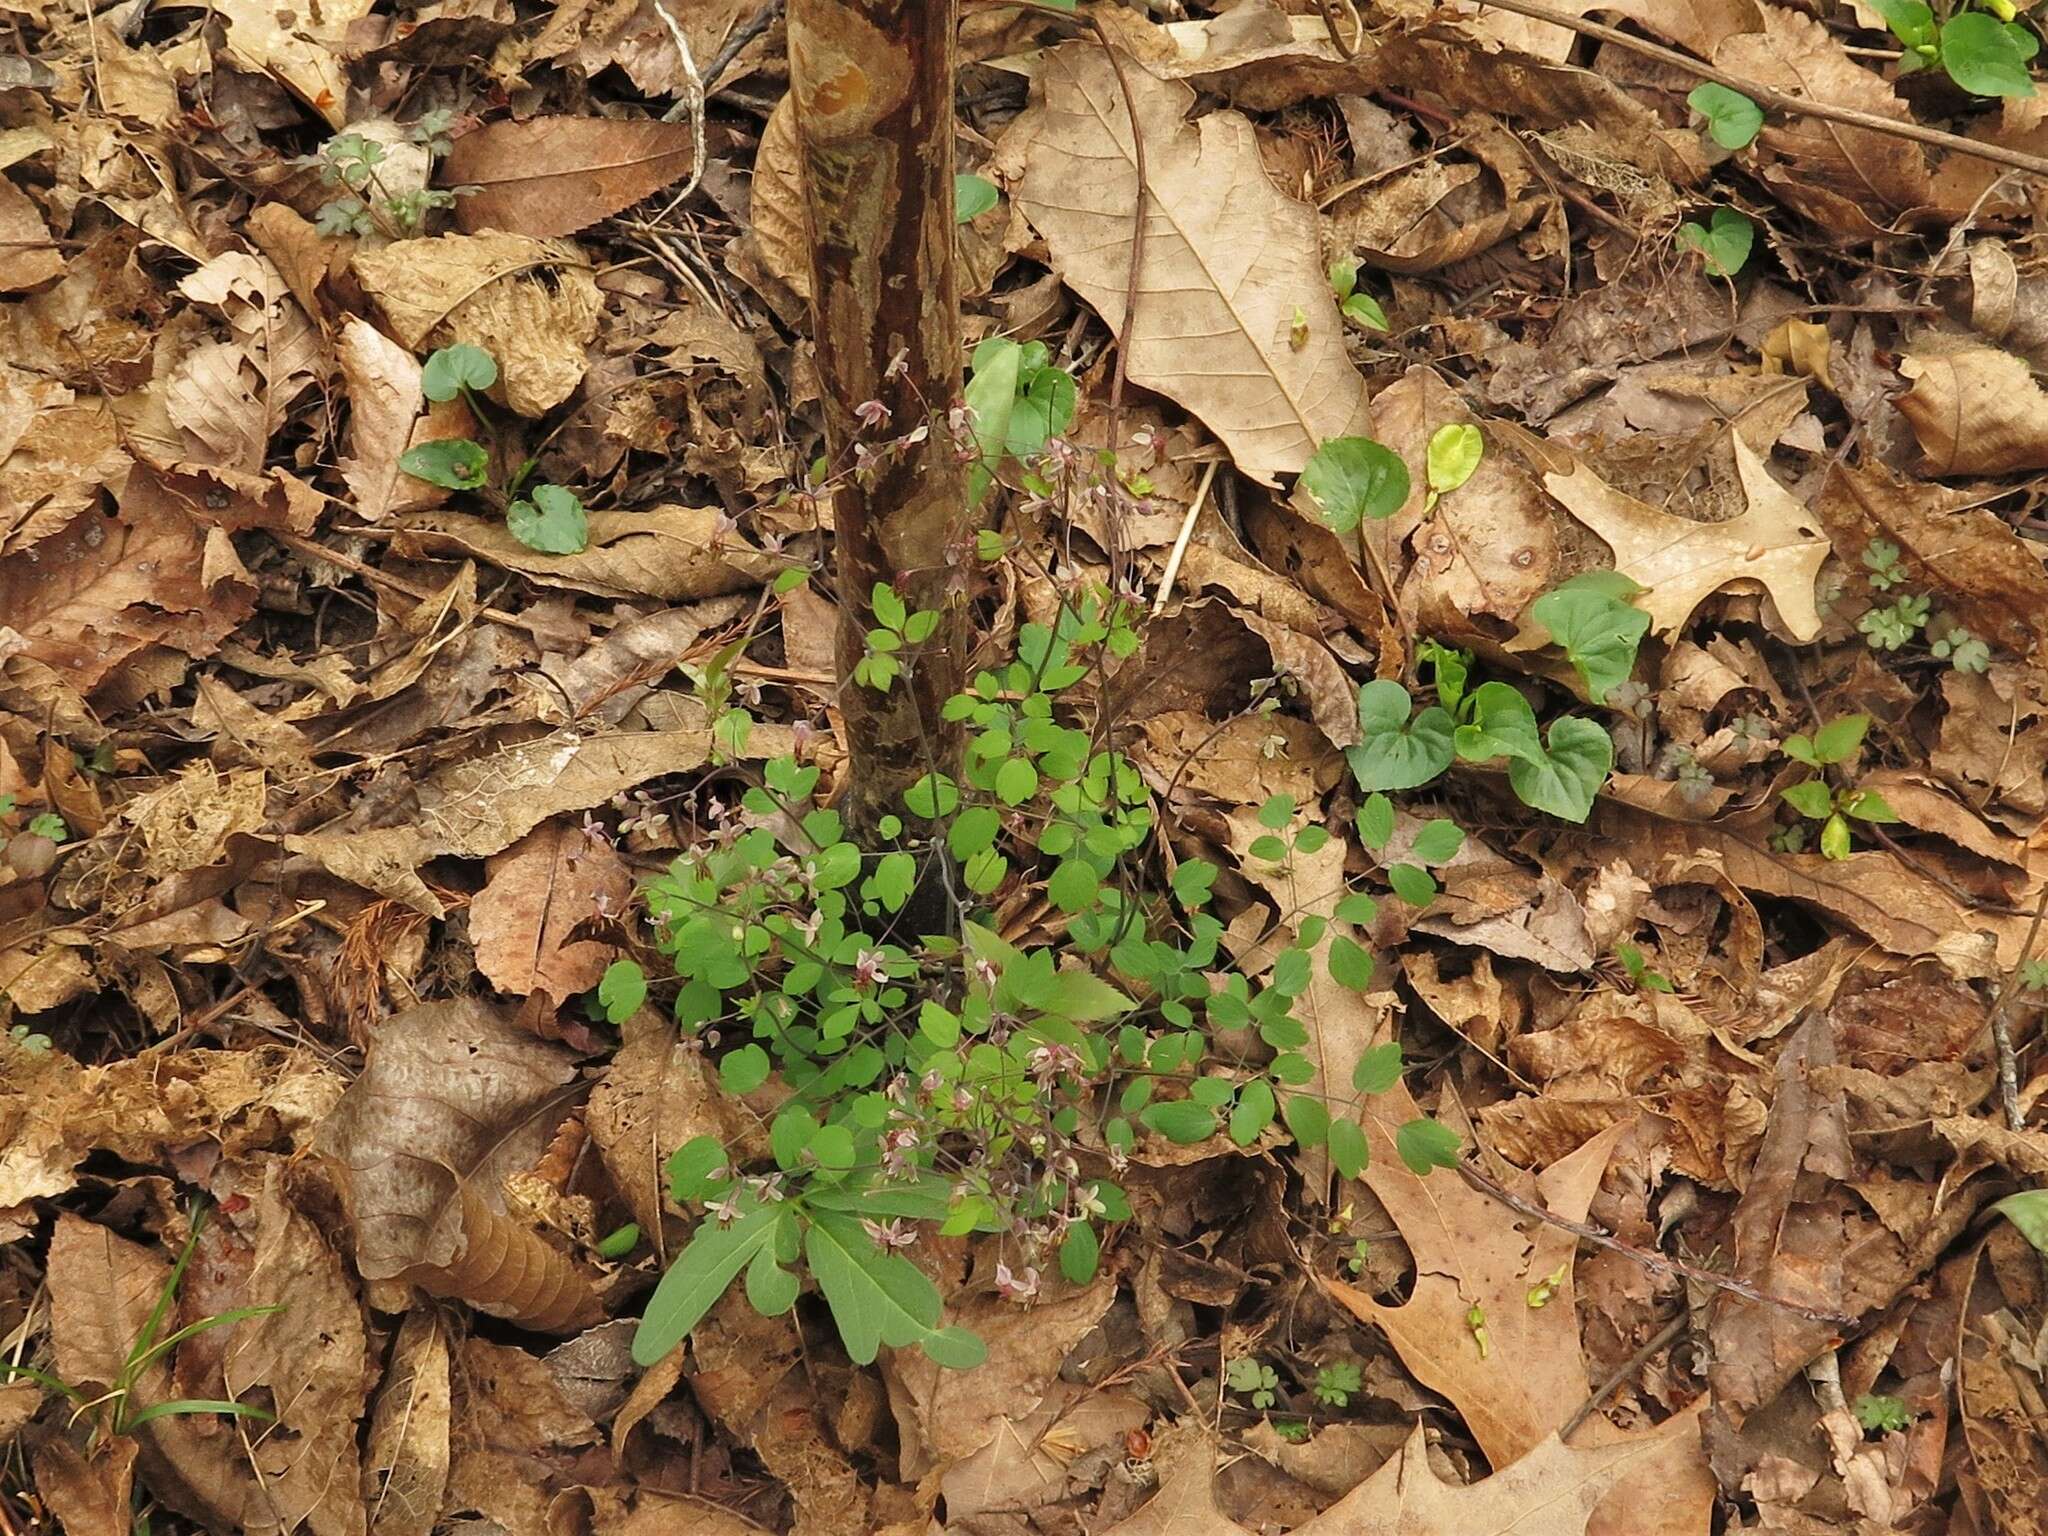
[
  {"x1": 1992, "y1": 1188, "x2": 2048, "y2": 1254},
  {"x1": 1506, "y1": 714, "x2": 1612, "y2": 823},
  {"x1": 1780, "y1": 780, "x2": 1835, "y2": 820},
  {"x1": 1940, "y1": 12, "x2": 2035, "y2": 96},
  {"x1": 1867, "y1": 0, "x2": 1935, "y2": 51},
  {"x1": 596, "y1": 959, "x2": 646, "y2": 1023},
  {"x1": 1528, "y1": 570, "x2": 1649, "y2": 705},
  {"x1": 1820, "y1": 811, "x2": 1853, "y2": 860},
  {"x1": 420, "y1": 343, "x2": 497, "y2": 401},
  {"x1": 1677, "y1": 206, "x2": 1754, "y2": 279},
  {"x1": 1347, "y1": 681, "x2": 1455, "y2": 792},
  {"x1": 1686, "y1": 82, "x2": 1763, "y2": 148},
  {"x1": 955, "y1": 172, "x2": 1000, "y2": 222},
  {"x1": 507, "y1": 484, "x2": 589, "y2": 554},
  {"x1": 1300, "y1": 437, "x2": 1410, "y2": 532},
  {"x1": 1454, "y1": 682, "x2": 1542, "y2": 765},
  {"x1": 1812, "y1": 714, "x2": 1869, "y2": 765},
  {"x1": 399, "y1": 437, "x2": 488, "y2": 490}
]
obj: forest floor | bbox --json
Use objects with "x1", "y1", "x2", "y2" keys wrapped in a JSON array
[{"x1": 5, "y1": 1, "x2": 2048, "y2": 1533}]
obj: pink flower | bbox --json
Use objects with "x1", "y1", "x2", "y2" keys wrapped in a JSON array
[
  {"x1": 863, "y1": 1218, "x2": 916, "y2": 1250},
  {"x1": 995, "y1": 1262, "x2": 1040, "y2": 1301},
  {"x1": 854, "y1": 398, "x2": 892, "y2": 430}
]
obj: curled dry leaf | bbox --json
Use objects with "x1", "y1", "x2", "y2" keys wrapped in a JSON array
[
  {"x1": 353, "y1": 233, "x2": 601, "y2": 417},
  {"x1": 1542, "y1": 436, "x2": 1830, "y2": 641},
  {"x1": 316, "y1": 998, "x2": 601, "y2": 1331},
  {"x1": 337, "y1": 317, "x2": 430, "y2": 522},
  {"x1": 286, "y1": 719, "x2": 791, "y2": 916},
  {"x1": 444, "y1": 117, "x2": 701, "y2": 238},
  {"x1": 470, "y1": 820, "x2": 632, "y2": 1003},
  {"x1": 1002, "y1": 43, "x2": 1370, "y2": 485},
  {"x1": 396, "y1": 504, "x2": 781, "y2": 602},
  {"x1": 361, "y1": 1309, "x2": 451, "y2": 1536},
  {"x1": 206, "y1": 0, "x2": 372, "y2": 128},
  {"x1": 1897, "y1": 345, "x2": 2048, "y2": 475}
]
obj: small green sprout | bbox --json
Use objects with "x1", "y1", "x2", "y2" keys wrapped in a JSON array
[{"x1": 1226, "y1": 1355, "x2": 1280, "y2": 1409}]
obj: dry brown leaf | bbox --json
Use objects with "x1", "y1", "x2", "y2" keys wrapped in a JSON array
[
  {"x1": 207, "y1": 0, "x2": 372, "y2": 127},
  {"x1": 362, "y1": 1309, "x2": 452, "y2": 1536},
  {"x1": 1897, "y1": 344, "x2": 2048, "y2": 474},
  {"x1": 586, "y1": 1018, "x2": 760, "y2": 1238},
  {"x1": 286, "y1": 720, "x2": 790, "y2": 916},
  {"x1": 444, "y1": 117, "x2": 701, "y2": 237},
  {"x1": 1543, "y1": 436, "x2": 1830, "y2": 641},
  {"x1": 1101, "y1": 1426, "x2": 1248, "y2": 1535},
  {"x1": 395, "y1": 504, "x2": 779, "y2": 601},
  {"x1": 0, "y1": 378, "x2": 130, "y2": 558},
  {"x1": 471, "y1": 821, "x2": 632, "y2": 1002},
  {"x1": 316, "y1": 998, "x2": 601, "y2": 1330},
  {"x1": 353, "y1": 233, "x2": 601, "y2": 417},
  {"x1": 32, "y1": 1435, "x2": 137, "y2": 1536},
  {"x1": 1714, "y1": 8, "x2": 1933, "y2": 234},
  {"x1": 0, "y1": 176, "x2": 61, "y2": 293},
  {"x1": 1001, "y1": 43, "x2": 1370, "y2": 485},
  {"x1": 444, "y1": 1336, "x2": 600, "y2": 1534},
  {"x1": 940, "y1": 1388, "x2": 1150, "y2": 1522}
]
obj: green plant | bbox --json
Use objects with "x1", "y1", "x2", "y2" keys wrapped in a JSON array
[
  {"x1": 1861, "y1": 538, "x2": 1908, "y2": 592},
  {"x1": 1329, "y1": 257, "x2": 1389, "y2": 332},
  {"x1": 1859, "y1": 592, "x2": 1930, "y2": 651},
  {"x1": 7, "y1": 1023, "x2": 52, "y2": 1054},
  {"x1": 1615, "y1": 942, "x2": 1674, "y2": 994},
  {"x1": 1852, "y1": 1393, "x2": 1913, "y2": 1433},
  {"x1": 1779, "y1": 714, "x2": 1898, "y2": 860},
  {"x1": 1, "y1": 1202, "x2": 279, "y2": 1442},
  {"x1": 852, "y1": 581, "x2": 941, "y2": 692},
  {"x1": 1992, "y1": 1186, "x2": 2048, "y2": 1253},
  {"x1": 2020, "y1": 959, "x2": 2048, "y2": 992},
  {"x1": 1872, "y1": 0, "x2": 2038, "y2": 97},
  {"x1": 1687, "y1": 82, "x2": 1763, "y2": 148},
  {"x1": 1423, "y1": 424, "x2": 1482, "y2": 512},
  {"x1": 1677, "y1": 206, "x2": 1755, "y2": 278},
  {"x1": 1312, "y1": 1361, "x2": 1362, "y2": 1408},
  {"x1": 1347, "y1": 639, "x2": 1620, "y2": 824},
  {"x1": 962, "y1": 336, "x2": 1078, "y2": 506},
  {"x1": 1930, "y1": 623, "x2": 1990, "y2": 673},
  {"x1": 1227, "y1": 1356, "x2": 1281, "y2": 1409},
  {"x1": 623, "y1": 583, "x2": 1460, "y2": 1373},
  {"x1": 397, "y1": 344, "x2": 591, "y2": 555},
  {"x1": 955, "y1": 172, "x2": 1000, "y2": 223},
  {"x1": 312, "y1": 112, "x2": 466, "y2": 238}
]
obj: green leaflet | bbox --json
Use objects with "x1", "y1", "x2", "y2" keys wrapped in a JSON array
[{"x1": 804, "y1": 1212, "x2": 987, "y2": 1367}]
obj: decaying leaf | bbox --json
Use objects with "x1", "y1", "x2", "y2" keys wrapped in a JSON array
[
  {"x1": 362, "y1": 1310, "x2": 452, "y2": 1536},
  {"x1": 1897, "y1": 344, "x2": 2048, "y2": 475},
  {"x1": 1003, "y1": 43, "x2": 1370, "y2": 485},
  {"x1": 444, "y1": 117, "x2": 701, "y2": 237},
  {"x1": 316, "y1": 998, "x2": 601, "y2": 1330},
  {"x1": 395, "y1": 504, "x2": 780, "y2": 601},
  {"x1": 353, "y1": 233, "x2": 602, "y2": 417},
  {"x1": 471, "y1": 820, "x2": 632, "y2": 1003}
]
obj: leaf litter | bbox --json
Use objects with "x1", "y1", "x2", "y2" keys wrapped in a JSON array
[{"x1": 6, "y1": 2, "x2": 2048, "y2": 1535}]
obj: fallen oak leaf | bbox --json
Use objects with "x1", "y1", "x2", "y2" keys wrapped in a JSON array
[{"x1": 1542, "y1": 435, "x2": 1829, "y2": 641}]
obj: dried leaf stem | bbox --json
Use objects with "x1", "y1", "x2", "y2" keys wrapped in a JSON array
[{"x1": 1468, "y1": 0, "x2": 2048, "y2": 181}]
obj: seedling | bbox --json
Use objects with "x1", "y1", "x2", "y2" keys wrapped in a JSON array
[
  {"x1": 1329, "y1": 257, "x2": 1389, "y2": 332},
  {"x1": 1226, "y1": 1356, "x2": 1281, "y2": 1409},
  {"x1": 1677, "y1": 206, "x2": 1755, "y2": 279},
  {"x1": 1615, "y1": 942, "x2": 1674, "y2": 994},
  {"x1": 1872, "y1": 0, "x2": 2038, "y2": 97},
  {"x1": 311, "y1": 112, "x2": 467, "y2": 238},
  {"x1": 1312, "y1": 1361, "x2": 1362, "y2": 1408},
  {"x1": 1852, "y1": 1393, "x2": 1913, "y2": 1433},
  {"x1": 1687, "y1": 82, "x2": 1763, "y2": 148},
  {"x1": 1859, "y1": 593, "x2": 1930, "y2": 651},
  {"x1": 1779, "y1": 714, "x2": 1898, "y2": 860},
  {"x1": 397, "y1": 344, "x2": 592, "y2": 555},
  {"x1": 1423, "y1": 424, "x2": 1482, "y2": 512}
]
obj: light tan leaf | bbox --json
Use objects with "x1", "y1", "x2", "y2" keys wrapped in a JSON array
[
  {"x1": 587, "y1": 1020, "x2": 762, "y2": 1237},
  {"x1": 444, "y1": 1337, "x2": 598, "y2": 1535},
  {"x1": 1542, "y1": 436, "x2": 1830, "y2": 640},
  {"x1": 1302, "y1": 1414, "x2": 1707, "y2": 1535},
  {"x1": 362, "y1": 1310, "x2": 451, "y2": 1536},
  {"x1": 471, "y1": 821, "x2": 632, "y2": 1001},
  {"x1": 316, "y1": 998, "x2": 602, "y2": 1331},
  {"x1": 353, "y1": 233, "x2": 601, "y2": 417},
  {"x1": 1100, "y1": 1426, "x2": 1248, "y2": 1536},
  {"x1": 395, "y1": 504, "x2": 779, "y2": 601},
  {"x1": 32, "y1": 1435, "x2": 136, "y2": 1536},
  {"x1": 206, "y1": 0, "x2": 373, "y2": 128},
  {"x1": 220, "y1": 1165, "x2": 373, "y2": 1536},
  {"x1": 0, "y1": 377, "x2": 130, "y2": 558},
  {"x1": 1002, "y1": 44, "x2": 1370, "y2": 485},
  {"x1": 338, "y1": 317, "x2": 431, "y2": 521},
  {"x1": 742, "y1": 95, "x2": 810, "y2": 303},
  {"x1": 444, "y1": 117, "x2": 700, "y2": 237},
  {"x1": 286, "y1": 720, "x2": 790, "y2": 916},
  {"x1": 1714, "y1": 8, "x2": 1933, "y2": 233},
  {"x1": 1897, "y1": 344, "x2": 2048, "y2": 474},
  {"x1": 0, "y1": 176, "x2": 61, "y2": 293}
]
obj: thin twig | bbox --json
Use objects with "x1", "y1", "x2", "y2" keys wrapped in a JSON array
[
  {"x1": 1560, "y1": 1310, "x2": 1688, "y2": 1441},
  {"x1": 701, "y1": 0, "x2": 783, "y2": 94},
  {"x1": 1982, "y1": 878, "x2": 2048, "y2": 1132},
  {"x1": 1457, "y1": 1161, "x2": 1857, "y2": 1326},
  {"x1": 1473, "y1": 0, "x2": 2048, "y2": 181},
  {"x1": 648, "y1": 0, "x2": 708, "y2": 218},
  {"x1": 1151, "y1": 459, "x2": 1221, "y2": 616}
]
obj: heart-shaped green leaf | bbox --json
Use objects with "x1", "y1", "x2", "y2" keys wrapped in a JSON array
[
  {"x1": 507, "y1": 483, "x2": 588, "y2": 554},
  {"x1": 1454, "y1": 681, "x2": 1542, "y2": 765},
  {"x1": 955, "y1": 172, "x2": 1000, "y2": 222},
  {"x1": 398, "y1": 437, "x2": 488, "y2": 490},
  {"x1": 1940, "y1": 12, "x2": 2035, "y2": 97},
  {"x1": 1300, "y1": 437, "x2": 1410, "y2": 532},
  {"x1": 420, "y1": 343, "x2": 497, "y2": 401},
  {"x1": 1528, "y1": 570, "x2": 1649, "y2": 704},
  {"x1": 1425, "y1": 423, "x2": 1483, "y2": 497},
  {"x1": 1677, "y1": 206, "x2": 1754, "y2": 279},
  {"x1": 1506, "y1": 715, "x2": 1613, "y2": 822},
  {"x1": 1686, "y1": 82, "x2": 1763, "y2": 148},
  {"x1": 1346, "y1": 681, "x2": 1454, "y2": 792}
]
